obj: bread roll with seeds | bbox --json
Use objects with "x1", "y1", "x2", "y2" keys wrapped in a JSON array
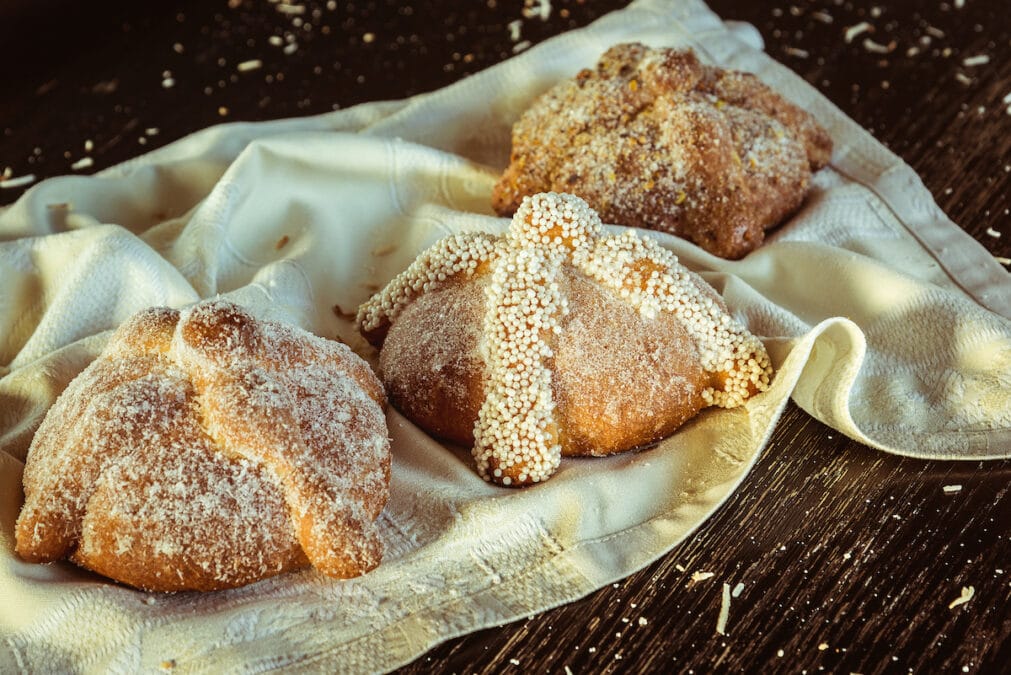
[
  {"x1": 492, "y1": 43, "x2": 833, "y2": 259},
  {"x1": 15, "y1": 299, "x2": 391, "y2": 592},
  {"x1": 357, "y1": 192, "x2": 772, "y2": 487}
]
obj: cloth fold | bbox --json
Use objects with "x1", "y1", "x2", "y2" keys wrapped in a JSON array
[{"x1": 1, "y1": 0, "x2": 1008, "y2": 672}]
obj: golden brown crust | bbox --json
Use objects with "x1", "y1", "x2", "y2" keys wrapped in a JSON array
[
  {"x1": 379, "y1": 278, "x2": 488, "y2": 446},
  {"x1": 550, "y1": 271, "x2": 712, "y2": 456},
  {"x1": 16, "y1": 299, "x2": 390, "y2": 591},
  {"x1": 492, "y1": 44, "x2": 833, "y2": 259}
]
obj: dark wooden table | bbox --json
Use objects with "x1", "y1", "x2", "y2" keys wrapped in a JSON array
[{"x1": 2, "y1": 1, "x2": 1009, "y2": 672}]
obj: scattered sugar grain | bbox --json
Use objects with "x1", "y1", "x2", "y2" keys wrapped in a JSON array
[
  {"x1": 943, "y1": 484, "x2": 963, "y2": 493},
  {"x1": 237, "y1": 59, "x2": 263, "y2": 72},
  {"x1": 844, "y1": 21, "x2": 873, "y2": 43},
  {"x1": 522, "y1": 0, "x2": 552, "y2": 21},
  {"x1": 0, "y1": 174, "x2": 36, "y2": 189},
  {"x1": 948, "y1": 586, "x2": 975, "y2": 609},
  {"x1": 716, "y1": 582, "x2": 731, "y2": 635},
  {"x1": 732, "y1": 582, "x2": 745, "y2": 597},
  {"x1": 71, "y1": 157, "x2": 94, "y2": 171},
  {"x1": 962, "y1": 54, "x2": 990, "y2": 67},
  {"x1": 507, "y1": 19, "x2": 522, "y2": 41},
  {"x1": 863, "y1": 38, "x2": 894, "y2": 54}
]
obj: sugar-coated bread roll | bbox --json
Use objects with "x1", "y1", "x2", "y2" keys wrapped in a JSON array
[
  {"x1": 358, "y1": 192, "x2": 772, "y2": 487},
  {"x1": 15, "y1": 299, "x2": 391, "y2": 592},
  {"x1": 492, "y1": 43, "x2": 833, "y2": 259}
]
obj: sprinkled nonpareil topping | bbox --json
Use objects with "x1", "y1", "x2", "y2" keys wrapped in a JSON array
[
  {"x1": 357, "y1": 193, "x2": 772, "y2": 486},
  {"x1": 357, "y1": 232, "x2": 503, "y2": 339}
]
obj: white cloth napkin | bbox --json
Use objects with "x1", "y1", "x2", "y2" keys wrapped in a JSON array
[{"x1": 1, "y1": 0, "x2": 1009, "y2": 671}]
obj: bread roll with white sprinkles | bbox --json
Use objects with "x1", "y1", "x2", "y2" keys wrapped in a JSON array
[
  {"x1": 492, "y1": 43, "x2": 832, "y2": 259},
  {"x1": 16, "y1": 299, "x2": 391, "y2": 592},
  {"x1": 357, "y1": 192, "x2": 772, "y2": 487}
]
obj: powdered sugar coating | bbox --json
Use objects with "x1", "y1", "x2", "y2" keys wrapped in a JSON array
[
  {"x1": 492, "y1": 43, "x2": 833, "y2": 259},
  {"x1": 15, "y1": 299, "x2": 390, "y2": 591},
  {"x1": 358, "y1": 193, "x2": 772, "y2": 487}
]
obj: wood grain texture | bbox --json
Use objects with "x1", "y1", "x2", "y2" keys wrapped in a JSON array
[{"x1": 0, "y1": 1, "x2": 1008, "y2": 673}]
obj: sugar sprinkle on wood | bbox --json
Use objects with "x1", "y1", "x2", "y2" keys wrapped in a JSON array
[
  {"x1": 863, "y1": 38, "x2": 895, "y2": 54},
  {"x1": 948, "y1": 586, "x2": 975, "y2": 609},
  {"x1": 844, "y1": 21, "x2": 873, "y2": 43},
  {"x1": 276, "y1": 3, "x2": 306, "y2": 15},
  {"x1": 237, "y1": 59, "x2": 263, "y2": 72},
  {"x1": 0, "y1": 174, "x2": 37, "y2": 189},
  {"x1": 962, "y1": 54, "x2": 990, "y2": 67},
  {"x1": 716, "y1": 582, "x2": 731, "y2": 635},
  {"x1": 507, "y1": 19, "x2": 523, "y2": 41}
]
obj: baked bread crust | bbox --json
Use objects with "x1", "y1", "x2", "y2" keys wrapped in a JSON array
[
  {"x1": 492, "y1": 43, "x2": 833, "y2": 259},
  {"x1": 358, "y1": 192, "x2": 772, "y2": 487},
  {"x1": 15, "y1": 299, "x2": 390, "y2": 592}
]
